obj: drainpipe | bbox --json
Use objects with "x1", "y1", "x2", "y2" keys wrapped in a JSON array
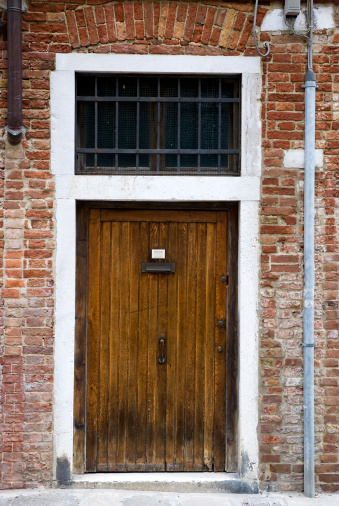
[
  {"x1": 302, "y1": 0, "x2": 316, "y2": 498},
  {"x1": 5, "y1": 0, "x2": 25, "y2": 144}
]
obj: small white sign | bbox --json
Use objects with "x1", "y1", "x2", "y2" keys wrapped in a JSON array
[{"x1": 152, "y1": 249, "x2": 165, "y2": 259}]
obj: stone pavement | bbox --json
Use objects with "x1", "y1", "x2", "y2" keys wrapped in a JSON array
[{"x1": 0, "y1": 489, "x2": 338, "y2": 506}]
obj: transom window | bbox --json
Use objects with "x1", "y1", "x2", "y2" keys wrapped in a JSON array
[{"x1": 76, "y1": 74, "x2": 240, "y2": 176}]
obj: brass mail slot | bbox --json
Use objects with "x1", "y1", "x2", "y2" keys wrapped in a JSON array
[{"x1": 142, "y1": 262, "x2": 175, "y2": 274}]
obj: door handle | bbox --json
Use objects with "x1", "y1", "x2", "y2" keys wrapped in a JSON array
[{"x1": 158, "y1": 337, "x2": 166, "y2": 364}]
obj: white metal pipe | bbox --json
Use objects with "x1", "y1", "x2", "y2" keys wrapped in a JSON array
[{"x1": 303, "y1": 0, "x2": 315, "y2": 498}]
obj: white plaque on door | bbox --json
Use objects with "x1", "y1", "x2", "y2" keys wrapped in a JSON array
[{"x1": 152, "y1": 249, "x2": 165, "y2": 259}]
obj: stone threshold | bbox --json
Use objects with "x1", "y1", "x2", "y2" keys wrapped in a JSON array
[{"x1": 64, "y1": 473, "x2": 259, "y2": 494}]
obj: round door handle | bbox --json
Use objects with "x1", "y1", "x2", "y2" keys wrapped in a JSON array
[
  {"x1": 217, "y1": 346, "x2": 223, "y2": 353},
  {"x1": 217, "y1": 320, "x2": 225, "y2": 328}
]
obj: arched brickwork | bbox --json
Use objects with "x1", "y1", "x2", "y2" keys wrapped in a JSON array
[{"x1": 63, "y1": 2, "x2": 267, "y2": 54}]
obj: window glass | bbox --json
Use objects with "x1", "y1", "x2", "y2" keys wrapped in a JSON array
[{"x1": 76, "y1": 75, "x2": 240, "y2": 175}]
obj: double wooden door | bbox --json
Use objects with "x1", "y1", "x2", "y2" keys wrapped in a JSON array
[{"x1": 86, "y1": 209, "x2": 227, "y2": 472}]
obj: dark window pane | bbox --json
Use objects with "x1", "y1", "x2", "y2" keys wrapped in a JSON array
[
  {"x1": 201, "y1": 103, "x2": 218, "y2": 150},
  {"x1": 160, "y1": 78, "x2": 178, "y2": 97},
  {"x1": 97, "y1": 76, "x2": 116, "y2": 96},
  {"x1": 165, "y1": 103, "x2": 178, "y2": 150},
  {"x1": 118, "y1": 103, "x2": 137, "y2": 149},
  {"x1": 140, "y1": 77, "x2": 157, "y2": 97},
  {"x1": 180, "y1": 78, "x2": 198, "y2": 97},
  {"x1": 139, "y1": 103, "x2": 150, "y2": 149},
  {"x1": 77, "y1": 102, "x2": 95, "y2": 148},
  {"x1": 77, "y1": 75, "x2": 95, "y2": 96},
  {"x1": 181, "y1": 154, "x2": 198, "y2": 168},
  {"x1": 98, "y1": 102, "x2": 115, "y2": 149},
  {"x1": 97, "y1": 154, "x2": 115, "y2": 168},
  {"x1": 221, "y1": 79, "x2": 239, "y2": 98},
  {"x1": 139, "y1": 154, "x2": 149, "y2": 168},
  {"x1": 118, "y1": 77, "x2": 137, "y2": 96},
  {"x1": 201, "y1": 79, "x2": 219, "y2": 98},
  {"x1": 118, "y1": 154, "x2": 136, "y2": 168},
  {"x1": 181, "y1": 103, "x2": 198, "y2": 149},
  {"x1": 201, "y1": 154, "x2": 218, "y2": 168},
  {"x1": 86, "y1": 153, "x2": 95, "y2": 167},
  {"x1": 221, "y1": 103, "x2": 239, "y2": 150},
  {"x1": 165, "y1": 154, "x2": 177, "y2": 168}
]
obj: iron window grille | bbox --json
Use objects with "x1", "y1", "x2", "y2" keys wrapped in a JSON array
[{"x1": 76, "y1": 75, "x2": 241, "y2": 176}]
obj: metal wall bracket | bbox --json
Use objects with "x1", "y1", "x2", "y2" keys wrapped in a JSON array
[{"x1": 300, "y1": 342, "x2": 316, "y2": 347}]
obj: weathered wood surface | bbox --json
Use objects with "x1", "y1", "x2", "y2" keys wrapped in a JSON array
[{"x1": 86, "y1": 209, "x2": 227, "y2": 472}]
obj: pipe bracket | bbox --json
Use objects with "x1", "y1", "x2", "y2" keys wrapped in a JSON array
[
  {"x1": 302, "y1": 83, "x2": 318, "y2": 89},
  {"x1": 4, "y1": 7, "x2": 26, "y2": 13},
  {"x1": 300, "y1": 342, "x2": 317, "y2": 347},
  {"x1": 5, "y1": 125, "x2": 26, "y2": 136}
]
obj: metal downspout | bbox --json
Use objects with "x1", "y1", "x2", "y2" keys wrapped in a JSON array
[
  {"x1": 303, "y1": 0, "x2": 316, "y2": 498},
  {"x1": 5, "y1": 0, "x2": 25, "y2": 144}
]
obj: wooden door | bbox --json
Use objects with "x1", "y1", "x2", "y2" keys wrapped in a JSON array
[{"x1": 86, "y1": 209, "x2": 227, "y2": 472}]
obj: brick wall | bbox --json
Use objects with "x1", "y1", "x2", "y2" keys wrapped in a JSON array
[
  {"x1": 0, "y1": 0, "x2": 338, "y2": 492},
  {"x1": 259, "y1": 15, "x2": 339, "y2": 492}
]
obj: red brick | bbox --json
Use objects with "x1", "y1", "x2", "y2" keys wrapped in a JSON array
[
  {"x1": 201, "y1": 7, "x2": 216, "y2": 45},
  {"x1": 104, "y1": 5, "x2": 117, "y2": 43},
  {"x1": 183, "y1": 4, "x2": 197, "y2": 42},
  {"x1": 65, "y1": 10, "x2": 80, "y2": 48},
  {"x1": 124, "y1": 3, "x2": 135, "y2": 40},
  {"x1": 144, "y1": 2, "x2": 154, "y2": 39}
]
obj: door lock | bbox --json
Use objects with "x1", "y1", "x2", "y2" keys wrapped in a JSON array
[
  {"x1": 217, "y1": 345, "x2": 223, "y2": 353},
  {"x1": 217, "y1": 320, "x2": 225, "y2": 328}
]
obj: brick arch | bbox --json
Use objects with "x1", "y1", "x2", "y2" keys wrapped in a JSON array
[{"x1": 65, "y1": 2, "x2": 267, "y2": 54}]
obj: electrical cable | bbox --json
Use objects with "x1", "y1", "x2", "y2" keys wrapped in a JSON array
[{"x1": 253, "y1": 0, "x2": 270, "y2": 57}]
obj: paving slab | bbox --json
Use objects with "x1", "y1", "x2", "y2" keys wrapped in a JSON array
[{"x1": 0, "y1": 489, "x2": 338, "y2": 506}]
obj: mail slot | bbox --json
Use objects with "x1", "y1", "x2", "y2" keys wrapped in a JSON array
[{"x1": 142, "y1": 262, "x2": 175, "y2": 273}]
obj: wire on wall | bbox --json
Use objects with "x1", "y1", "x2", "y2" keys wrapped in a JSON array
[{"x1": 253, "y1": 0, "x2": 270, "y2": 57}]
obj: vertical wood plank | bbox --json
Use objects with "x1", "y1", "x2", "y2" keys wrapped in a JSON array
[
  {"x1": 126, "y1": 221, "x2": 141, "y2": 469},
  {"x1": 155, "y1": 221, "x2": 168, "y2": 470},
  {"x1": 214, "y1": 211, "x2": 227, "y2": 471},
  {"x1": 184, "y1": 222, "x2": 197, "y2": 471},
  {"x1": 146, "y1": 222, "x2": 159, "y2": 469},
  {"x1": 116, "y1": 221, "x2": 130, "y2": 470},
  {"x1": 136, "y1": 221, "x2": 149, "y2": 469},
  {"x1": 97, "y1": 221, "x2": 111, "y2": 470},
  {"x1": 107, "y1": 221, "x2": 121, "y2": 470},
  {"x1": 166, "y1": 222, "x2": 178, "y2": 471},
  {"x1": 74, "y1": 203, "x2": 88, "y2": 473},
  {"x1": 226, "y1": 206, "x2": 238, "y2": 472},
  {"x1": 204, "y1": 222, "x2": 216, "y2": 471},
  {"x1": 174, "y1": 222, "x2": 187, "y2": 470},
  {"x1": 86, "y1": 209, "x2": 101, "y2": 471},
  {"x1": 193, "y1": 223, "x2": 207, "y2": 471}
]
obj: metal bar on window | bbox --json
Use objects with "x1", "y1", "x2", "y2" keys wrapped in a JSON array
[
  {"x1": 78, "y1": 148, "x2": 239, "y2": 155},
  {"x1": 76, "y1": 96, "x2": 240, "y2": 103},
  {"x1": 75, "y1": 75, "x2": 240, "y2": 176},
  {"x1": 218, "y1": 78, "x2": 221, "y2": 174},
  {"x1": 238, "y1": 80, "x2": 241, "y2": 175},
  {"x1": 157, "y1": 78, "x2": 160, "y2": 173},
  {"x1": 115, "y1": 77, "x2": 119, "y2": 170},
  {"x1": 136, "y1": 77, "x2": 140, "y2": 171},
  {"x1": 198, "y1": 78, "x2": 201, "y2": 175},
  {"x1": 177, "y1": 78, "x2": 180, "y2": 174},
  {"x1": 94, "y1": 76, "x2": 98, "y2": 170}
]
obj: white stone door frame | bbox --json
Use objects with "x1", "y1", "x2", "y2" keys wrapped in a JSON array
[{"x1": 51, "y1": 54, "x2": 262, "y2": 487}]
